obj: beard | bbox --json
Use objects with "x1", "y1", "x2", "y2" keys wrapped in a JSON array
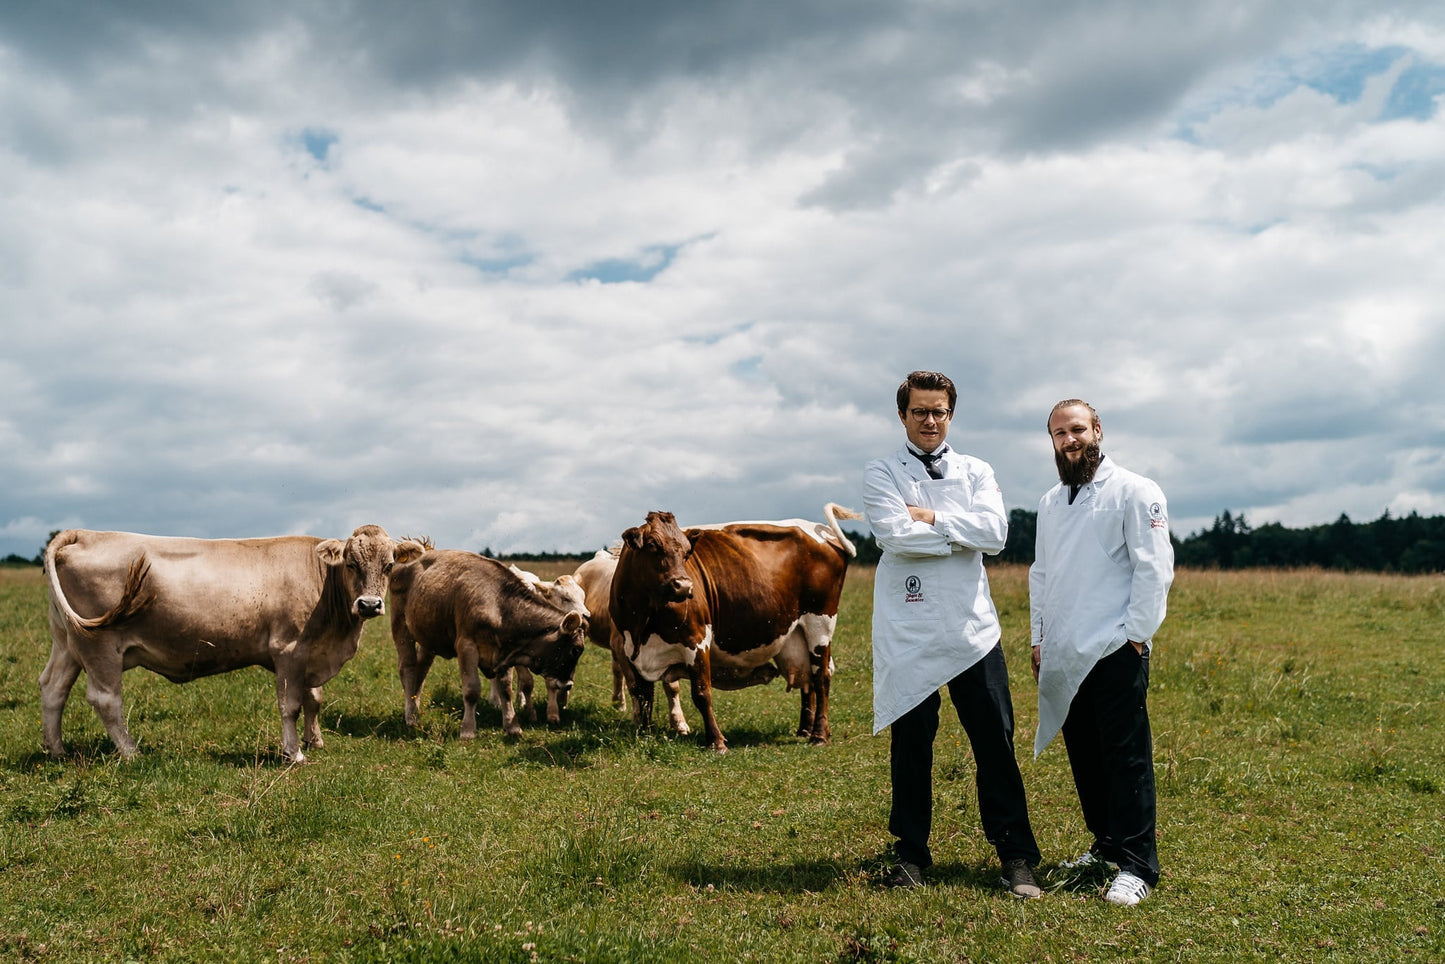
[{"x1": 1055, "y1": 442, "x2": 1102, "y2": 486}]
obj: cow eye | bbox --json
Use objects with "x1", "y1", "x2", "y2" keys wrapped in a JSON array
[{"x1": 383, "y1": 562, "x2": 394, "y2": 574}]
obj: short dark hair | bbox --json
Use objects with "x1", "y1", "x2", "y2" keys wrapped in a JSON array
[
  {"x1": 896, "y1": 371, "x2": 957, "y2": 414},
  {"x1": 1047, "y1": 398, "x2": 1100, "y2": 431}
]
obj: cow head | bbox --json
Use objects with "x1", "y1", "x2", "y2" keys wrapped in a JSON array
[
  {"x1": 620, "y1": 511, "x2": 694, "y2": 603},
  {"x1": 509, "y1": 608, "x2": 589, "y2": 682},
  {"x1": 316, "y1": 525, "x2": 427, "y2": 618}
]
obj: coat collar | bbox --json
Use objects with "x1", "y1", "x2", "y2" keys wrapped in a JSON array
[{"x1": 894, "y1": 444, "x2": 954, "y2": 481}]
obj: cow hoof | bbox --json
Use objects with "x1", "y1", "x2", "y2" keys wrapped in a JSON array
[
  {"x1": 459, "y1": 730, "x2": 477, "y2": 741},
  {"x1": 503, "y1": 726, "x2": 523, "y2": 739},
  {"x1": 290, "y1": 751, "x2": 308, "y2": 764}
]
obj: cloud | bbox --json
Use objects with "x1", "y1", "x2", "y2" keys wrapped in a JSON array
[{"x1": 2, "y1": 2, "x2": 1445, "y2": 558}]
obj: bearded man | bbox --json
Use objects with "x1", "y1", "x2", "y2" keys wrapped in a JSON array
[{"x1": 1029, "y1": 399, "x2": 1174, "y2": 906}]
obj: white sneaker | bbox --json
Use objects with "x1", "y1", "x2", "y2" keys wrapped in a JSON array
[{"x1": 1104, "y1": 871, "x2": 1152, "y2": 906}]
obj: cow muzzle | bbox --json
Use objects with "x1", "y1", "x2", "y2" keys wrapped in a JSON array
[
  {"x1": 667, "y1": 576, "x2": 693, "y2": 601},
  {"x1": 354, "y1": 595, "x2": 385, "y2": 618}
]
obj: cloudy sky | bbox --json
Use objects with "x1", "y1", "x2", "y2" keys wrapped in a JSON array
[{"x1": 4, "y1": 2, "x2": 1444, "y2": 559}]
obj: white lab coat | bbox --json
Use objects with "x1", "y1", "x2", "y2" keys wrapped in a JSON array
[
  {"x1": 864, "y1": 445, "x2": 1008, "y2": 733},
  {"x1": 1029, "y1": 457, "x2": 1173, "y2": 757}
]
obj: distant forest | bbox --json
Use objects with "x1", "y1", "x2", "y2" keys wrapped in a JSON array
[
  {"x1": 8, "y1": 511, "x2": 1444, "y2": 573},
  {"x1": 847, "y1": 508, "x2": 1445, "y2": 573}
]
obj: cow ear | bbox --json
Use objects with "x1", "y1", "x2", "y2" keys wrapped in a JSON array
[
  {"x1": 316, "y1": 539, "x2": 346, "y2": 566},
  {"x1": 622, "y1": 526, "x2": 643, "y2": 549},
  {"x1": 394, "y1": 539, "x2": 426, "y2": 564},
  {"x1": 561, "y1": 610, "x2": 585, "y2": 634}
]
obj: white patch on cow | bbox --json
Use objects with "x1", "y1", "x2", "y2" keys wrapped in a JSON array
[
  {"x1": 626, "y1": 629, "x2": 698, "y2": 682},
  {"x1": 798, "y1": 613, "x2": 837, "y2": 656}
]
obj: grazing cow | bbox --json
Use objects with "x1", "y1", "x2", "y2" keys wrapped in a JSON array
[
  {"x1": 494, "y1": 566, "x2": 589, "y2": 724},
  {"x1": 41, "y1": 525, "x2": 425, "y2": 762},
  {"x1": 388, "y1": 550, "x2": 588, "y2": 738},
  {"x1": 610, "y1": 502, "x2": 860, "y2": 752}
]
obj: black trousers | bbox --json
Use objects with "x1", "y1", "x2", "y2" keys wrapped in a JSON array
[
  {"x1": 1061, "y1": 642, "x2": 1159, "y2": 887},
  {"x1": 889, "y1": 643, "x2": 1041, "y2": 868}
]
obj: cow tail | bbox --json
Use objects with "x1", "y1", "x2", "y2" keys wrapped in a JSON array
[
  {"x1": 45, "y1": 531, "x2": 154, "y2": 636},
  {"x1": 823, "y1": 502, "x2": 863, "y2": 558}
]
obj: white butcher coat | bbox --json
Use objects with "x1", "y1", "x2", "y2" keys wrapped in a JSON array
[
  {"x1": 864, "y1": 445, "x2": 1008, "y2": 733},
  {"x1": 1029, "y1": 457, "x2": 1174, "y2": 757}
]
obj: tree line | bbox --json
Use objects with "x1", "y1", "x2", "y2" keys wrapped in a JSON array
[
  {"x1": 10, "y1": 511, "x2": 1445, "y2": 572},
  {"x1": 845, "y1": 508, "x2": 1445, "y2": 573}
]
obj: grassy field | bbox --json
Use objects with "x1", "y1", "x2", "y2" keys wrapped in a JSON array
[{"x1": 0, "y1": 562, "x2": 1441, "y2": 962}]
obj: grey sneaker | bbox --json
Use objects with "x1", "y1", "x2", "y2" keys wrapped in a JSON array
[
  {"x1": 880, "y1": 860, "x2": 925, "y2": 889},
  {"x1": 1104, "y1": 871, "x2": 1152, "y2": 906},
  {"x1": 1000, "y1": 858, "x2": 1042, "y2": 899}
]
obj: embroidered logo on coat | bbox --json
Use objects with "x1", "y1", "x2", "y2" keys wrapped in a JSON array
[
  {"x1": 904, "y1": 575, "x2": 924, "y2": 602},
  {"x1": 1149, "y1": 501, "x2": 1167, "y2": 529}
]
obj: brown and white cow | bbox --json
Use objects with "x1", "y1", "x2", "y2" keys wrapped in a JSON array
[
  {"x1": 572, "y1": 547, "x2": 690, "y2": 732},
  {"x1": 41, "y1": 525, "x2": 425, "y2": 762},
  {"x1": 610, "y1": 502, "x2": 860, "y2": 752},
  {"x1": 387, "y1": 550, "x2": 588, "y2": 738}
]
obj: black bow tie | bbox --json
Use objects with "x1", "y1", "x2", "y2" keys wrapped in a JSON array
[{"x1": 913, "y1": 448, "x2": 946, "y2": 480}]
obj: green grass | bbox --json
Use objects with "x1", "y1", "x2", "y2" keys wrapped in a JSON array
[{"x1": 1, "y1": 564, "x2": 1442, "y2": 962}]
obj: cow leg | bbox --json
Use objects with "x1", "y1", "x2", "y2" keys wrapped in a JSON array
[
  {"x1": 493, "y1": 669, "x2": 522, "y2": 738},
  {"x1": 393, "y1": 628, "x2": 429, "y2": 727},
  {"x1": 628, "y1": 674, "x2": 657, "y2": 731},
  {"x1": 458, "y1": 644, "x2": 484, "y2": 739},
  {"x1": 609, "y1": 653, "x2": 628, "y2": 712},
  {"x1": 797, "y1": 684, "x2": 817, "y2": 740},
  {"x1": 688, "y1": 649, "x2": 727, "y2": 753},
  {"x1": 275, "y1": 673, "x2": 306, "y2": 763},
  {"x1": 663, "y1": 677, "x2": 691, "y2": 735},
  {"x1": 807, "y1": 646, "x2": 833, "y2": 745},
  {"x1": 38, "y1": 638, "x2": 83, "y2": 757},
  {"x1": 514, "y1": 667, "x2": 538, "y2": 723},
  {"x1": 302, "y1": 685, "x2": 325, "y2": 749},
  {"x1": 544, "y1": 676, "x2": 568, "y2": 725},
  {"x1": 78, "y1": 647, "x2": 137, "y2": 759}
]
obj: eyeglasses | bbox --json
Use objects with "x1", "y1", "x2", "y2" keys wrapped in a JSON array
[{"x1": 908, "y1": 408, "x2": 952, "y2": 422}]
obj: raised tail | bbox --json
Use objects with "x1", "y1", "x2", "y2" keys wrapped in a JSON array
[
  {"x1": 45, "y1": 531, "x2": 153, "y2": 636},
  {"x1": 823, "y1": 502, "x2": 864, "y2": 558}
]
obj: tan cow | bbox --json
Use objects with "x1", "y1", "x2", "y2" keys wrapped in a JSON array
[
  {"x1": 41, "y1": 525, "x2": 425, "y2": 762},
  {"x1": 611, "y1": 502, "x2": 860, "y2": 752},
  {"x1": 388, "y1": 550, "x2": 588, "y2": 738}
]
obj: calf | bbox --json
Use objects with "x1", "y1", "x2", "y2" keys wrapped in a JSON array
[
  {"x1": 495, "y1": 566, "x2": 589, "y2": 724},
  {"x1": 610, "y1": 503, "x2": 860, "y2": 752},
  {"x1": 41, "y1": 525, "x2": 424, "y2": 762},
  {"x1": 388, "y1": 550, "x2": 588, "y2": 738}
]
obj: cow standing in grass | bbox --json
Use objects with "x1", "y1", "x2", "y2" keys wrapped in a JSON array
[
  {"x1": 609, "y1": 503, "x2": 859, "y2": 752},
  {"x1": 570, "y1": 547, "x2": 691, "y2": 733},
  {"x1": 387, "y1": 550, "x2": 588, "y2": 738},
  {"x1": 41, "y1": 525, "x2": 425, "y2": 762},
  {"x1": 496, "y1": 565, "x2": 590, "y2": 724}
]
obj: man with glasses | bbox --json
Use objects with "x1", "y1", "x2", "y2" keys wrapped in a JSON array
[{"x1": 863, "y1": 371, "x2": 1042, "y2": 898}]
